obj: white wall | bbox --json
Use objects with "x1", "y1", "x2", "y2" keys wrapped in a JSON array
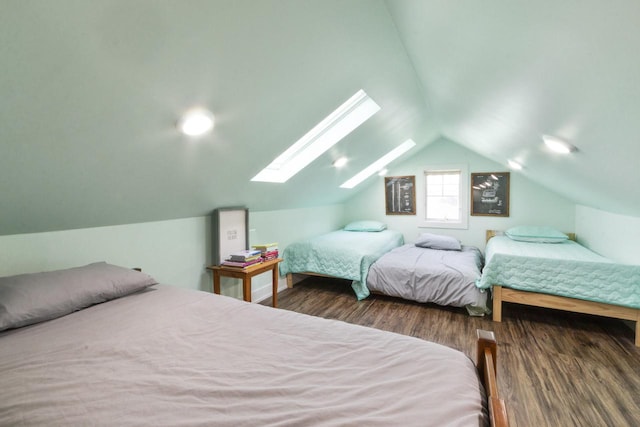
[
  {"x1": 575, "y1": 205, "x2": 640, "y2": 264},
  {"x1": 0, "y1": 204, "x2": 345, "y2": 301},
  {"x1": 344, "y1": 138, "x2": 576, "y2": 250}
]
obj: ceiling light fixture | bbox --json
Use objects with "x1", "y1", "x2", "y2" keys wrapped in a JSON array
[
  {"x1": 177, "y1": 108, "x2": 215, "y2": 137},
  {"x1": 377, "y1": 168, "x2": 388, "y2": 176},
  {"x1": 340, "y1": 139, "x2": 416, "y2": 189},
  {"x1": 251, "y1": 90, "x2": 380, "y2": 183},
  {"x1": 333, "y1": 157, "x2": 348, "y2": 168},
  {"x1": 508, "y1": 160, "x2": 523, "y2": 170},
  {"x1": 543, "y1": 135, "x2": 576, "y2": 154}
]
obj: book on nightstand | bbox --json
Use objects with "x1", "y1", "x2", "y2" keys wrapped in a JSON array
[{"x1": 252, "y1": 243, "x2": 279, "y2": 261}]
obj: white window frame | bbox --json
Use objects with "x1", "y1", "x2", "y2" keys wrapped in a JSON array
[{"x1": 420, "y1": 164, "x2": 469, "y2": 229}]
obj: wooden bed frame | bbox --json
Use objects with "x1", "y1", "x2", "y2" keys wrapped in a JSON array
[
  {"x1": 477, "y1": 329, "x2": 509, "y2": 427},
  {"x1": 286, "y1": 271, "x2": 334, "y2": 288},
  {"x1": 486, "y1": 230, "x2": 640, "y2": 347}
]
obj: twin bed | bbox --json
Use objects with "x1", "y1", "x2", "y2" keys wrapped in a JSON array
[
  {"x1": 280, "y1": 221, "x2": 489, "y2": 314},
  {"x1": 281, "y1": 222, "x2": 639, "y2": 346},
  {"x1": 479, "y1": 228, "x2": 640, "y2": 346},
  {"x1": 0, "y1": 262, "x2": 507, "y2": 426}
]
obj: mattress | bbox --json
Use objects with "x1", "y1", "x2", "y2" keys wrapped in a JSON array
[
  {"x1": 476, "y1": 236, "x2": 640, "y2": 309},
  {"x1": 367, "y1": 244, "x2": 489, "y2": 315},
  {"x1": 0, "y1": 285, "x2": 488, "y2": 426},
  {"x1": 279, "y1": 229, "x2": 404, "y2": 299}
]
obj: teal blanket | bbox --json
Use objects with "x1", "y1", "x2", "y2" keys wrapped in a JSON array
[
  {"x1": 476, "y1": 236, "x2": 640, "y2": 309},
  {"x1": 280, "y1": 230, "x2": 404, "y2": 299}
]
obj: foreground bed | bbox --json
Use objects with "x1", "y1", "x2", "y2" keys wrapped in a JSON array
[
  {"x1": 0, "y1": 263, "x2": 507, "y2": 426},
  {"x1": 478, "y1": 228, "x2": 640, "y2": 346},
  {"x1": 280, "y1": 222, "x2": 404, "y2": 299}
]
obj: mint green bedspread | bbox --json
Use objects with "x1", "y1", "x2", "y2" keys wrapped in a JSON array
[
  {"x1": 279, "y1": 230, "x2": 404, "y2": 300},
  {"x1": 476, "y1": 236, "x2": 640, "y2": 309}
]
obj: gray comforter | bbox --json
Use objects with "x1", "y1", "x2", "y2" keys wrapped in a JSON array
[
  {"x1": 0, "y1": 285, "x2": 488, "y2": 426},
  {"x1": 367, "y1": 244, "x2": 489, "y2": 315}
]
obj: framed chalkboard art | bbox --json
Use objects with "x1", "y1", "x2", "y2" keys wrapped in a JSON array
[
  {"x1": 385, "y1": 176, "x2": 416, "y2": 215},
  {"x1": 470, "y1": 172, "x2": 510, "y2": 217}
]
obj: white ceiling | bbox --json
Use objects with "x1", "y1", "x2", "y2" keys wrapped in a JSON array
[
  {"x1": 387, "y1": 0, "x2": 640, "y2": 217},
  {"x1": 1, "y1": 0, "x2": 638, "y2": 235}
]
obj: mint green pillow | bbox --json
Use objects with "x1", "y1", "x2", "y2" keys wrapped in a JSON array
[
  {"x1": 505, "y1": 226, "x2": 568, "y2": 243},
  {"x1": 344, "y1": 220, "x2": 387, "y2": 232}
]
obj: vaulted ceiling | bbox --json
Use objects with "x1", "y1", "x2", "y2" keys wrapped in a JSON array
[{"x1": 1, "y1": 1, "x2": 638, "y2": 235}]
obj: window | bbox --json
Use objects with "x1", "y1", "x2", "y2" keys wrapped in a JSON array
[
  {"x1": 340, "y1": 139, "x2": 416, "y2": 189},
  {"x1": 422, "y1": 165, "x2": 468, "y2": 229},
  {"x1": 251, "y1": 90, "x2": 380, "y2": 183}
]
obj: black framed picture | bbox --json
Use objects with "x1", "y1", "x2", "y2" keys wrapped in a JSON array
[
  {"x1": 212, "y1": 207, "x2": 249, "y2": 265},
  {"x1": 385, "y1": 176, "x2": 416, "y2": 215},
  {"x1": 470, "y1": 172, "x2": 510, "y2": 217}
]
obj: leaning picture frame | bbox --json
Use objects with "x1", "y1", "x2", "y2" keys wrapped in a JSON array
[
  {"x1": 385, "y1": 176, "x2": 416, "y2": 215},
  {"x1": 212, "y1": 207, "x2": 249, "y2": 265},
  {"x1": 470, "y1": 172, "x2": 510, "y2": 217}
]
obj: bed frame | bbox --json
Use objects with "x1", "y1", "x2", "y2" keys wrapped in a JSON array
[
  {"x1": 286, "y1": 271, "x2": 343, "y2": 288},
  {"x1": 486, "y1": 230, "x2": 640, "y2": 346},
  {"x1": 477, "y1": 329, "x2": 509, "y2": 427}
]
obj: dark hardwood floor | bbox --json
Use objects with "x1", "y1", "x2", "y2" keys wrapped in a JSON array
[{"x1": 261, "y1": 277, "x2": 640, "y2": 427}]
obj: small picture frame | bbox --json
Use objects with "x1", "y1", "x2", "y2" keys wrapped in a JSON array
[
  {"x1": 385, "y1": 176, "x2": 416, "y2": 215},
  {"x1": 212, "y1": 207, "x2": 249, "y2": 265},
  {"x1": 470, "y1": 172, "x2": 510, "y2": 216}
]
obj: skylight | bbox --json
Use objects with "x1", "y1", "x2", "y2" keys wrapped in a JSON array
[
  {"x1": 251, "y1": 90, "x2": 381, "y2": 183},
  {"x1": 340, "y1": 139, "x2": 416, "y2": 189}
]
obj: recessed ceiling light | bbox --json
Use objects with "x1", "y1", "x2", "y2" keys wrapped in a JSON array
[
  {"x1": 377, "y1": 169, "x2": 388, "y2": 176},
  {"x1": 543, "y1": 135, "x2": 576, "y2": 154},
  {"x1": 508, "y1": 160, "x2": 523, "y2": 170},
  {"x1": 340, "y1": 139, "x2": 416, "y2": 189},
  {"x1": 177, "y1": 108, "x2": 214, "y2": 137},
  {"x1": 333, "y1": 157, "x2": 348, "y2": 168},
  {"x1": 251, "y1": 90, "x2": 380, "y2": 183}
]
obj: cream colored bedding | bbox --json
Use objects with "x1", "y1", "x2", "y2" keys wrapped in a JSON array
[{"x1": 0, "y1": 285, "x2": 488, "y2": 426}]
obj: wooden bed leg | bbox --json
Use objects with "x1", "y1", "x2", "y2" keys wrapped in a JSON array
[
  {"x1": 636, "y1": 313, "x2": 640, "y2": 347},
  {"x1": 476, "y1": 330, "x2": 509, "y2": 427},
  {"x1": 493, "y1": 286, "x2": 503, "y2": 322},
  {"x1": 286, "y1": 273, "x2": 293, "y2": 288}
]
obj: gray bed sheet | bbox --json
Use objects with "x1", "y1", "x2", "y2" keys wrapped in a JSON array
[
  {"x1": 367, "y1": 244, "x2": 490, "y2": 315},
  {"x1": 0, "y1": 285, "x2": 488, "y2": 426}
]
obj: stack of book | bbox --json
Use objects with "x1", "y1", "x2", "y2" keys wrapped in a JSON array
[
  {"x1": 222, "y1": 249, "x2": 263, "y2": 268},
  {"x1": 251, "y1": 242, "x2": 279, "y2": 261}
]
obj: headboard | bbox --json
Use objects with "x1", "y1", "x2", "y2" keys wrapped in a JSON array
[{"x1": 485, "y1": 229, "x2": 577, "y2": 243}]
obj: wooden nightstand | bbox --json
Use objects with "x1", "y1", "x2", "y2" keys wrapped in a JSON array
[{"x1": 207, "y1": 258, "x2": 282, "y2": 308}]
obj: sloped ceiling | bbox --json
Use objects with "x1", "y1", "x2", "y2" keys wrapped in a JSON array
[
  {"x1": 0, "y1": 0, "x2": 436, "y2": 235},
  {"x1": 1, "y1": 1, "x2": 639, "y2": 236},
  {"x1": 386, "y1": 0, "x2": 640, "y2": 217}
]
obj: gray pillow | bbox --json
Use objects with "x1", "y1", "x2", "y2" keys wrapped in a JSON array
[
  {"x1": 415, "y1": 233, "x2": 462, "y2": 251},
  {"x1": 0, "y1": 262, "x2": 157, "y2": 332}
]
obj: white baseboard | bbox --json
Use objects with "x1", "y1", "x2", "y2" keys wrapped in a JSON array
[{"x1": 252, "y1": 281, "x2": 287, "y2": 303}]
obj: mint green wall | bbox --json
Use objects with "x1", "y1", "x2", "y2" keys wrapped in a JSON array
[
  {"x1": 0, "y1": 217, "x2": 211, "y2": 290},
  {"x1": 240, "y1": 205, "x2": 344, "y2": 300},
  {"x1": 575, "y1": 205, "x2": 640, "y2": 265},
  {"x1": 0, "y1": 204, "x2": 344, "y2": 300},
  {"x1": 344, "y1": 138, "x2": 576, "y2": 250}
]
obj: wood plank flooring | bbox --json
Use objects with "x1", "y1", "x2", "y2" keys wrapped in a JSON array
[{"x1": 261, "y1": 277, "x2": 640, "y2": 427}]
